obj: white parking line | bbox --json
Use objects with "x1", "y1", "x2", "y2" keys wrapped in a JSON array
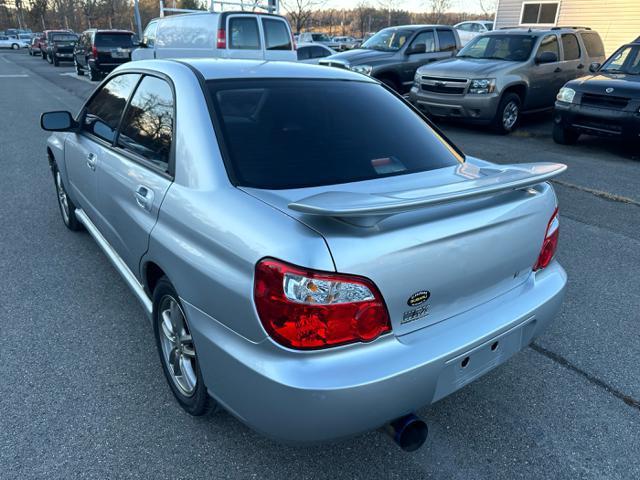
[
  {"x1": 60, "y1": 72, "x2": 93, "y2": 84},
  {"x1": 0, "y1": 56, "x2": 11, "y2": 64},
  {"x1": 0, "y1": 74, "x2": 29, "y2": 78}
]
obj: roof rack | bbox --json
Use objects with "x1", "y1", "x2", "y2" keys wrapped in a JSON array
[
  {"x1": 551, "y1": 26, "x2": 591, "y2": 30},
  {"x1": 159, "y1": 0, "x2": 279, "y2": 17}
]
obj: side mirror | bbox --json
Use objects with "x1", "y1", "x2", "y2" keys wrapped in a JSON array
[
  {"x1": 41, "y1": 111, "x2": 77, "y2": 132},
  {"x1": 536, "y1": 51, "x2": 558, "y2": 64},
  {"x1": 406, "y1": 43, "x2": 426, "y2": 55},
  {"x1": 589, "y1": 62, "x2": 601, "y2": 73}
]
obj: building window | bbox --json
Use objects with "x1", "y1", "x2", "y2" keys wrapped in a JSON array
[{"x1": 520, "y1": 2, "x2": 559, "y2": 25}]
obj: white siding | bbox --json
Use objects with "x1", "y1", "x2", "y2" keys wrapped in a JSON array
[{"x1": 494, "y1": 0, "x2": 640, "y2": 55}]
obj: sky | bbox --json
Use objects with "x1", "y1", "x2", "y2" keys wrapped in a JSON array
[{"x1": 323, "y1": 0, "x2": 487, "y2": 14}]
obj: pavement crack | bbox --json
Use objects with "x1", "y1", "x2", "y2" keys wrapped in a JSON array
[
  {"x1": 530, "y1": 343, "x2": 640, "y2": 411},
  {"x1": 551, "y1": 179, "x2": 640, "y2": 207}
]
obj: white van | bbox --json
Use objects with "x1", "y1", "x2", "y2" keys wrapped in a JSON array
[{"x1": 132, "y1": 12, "x2": 296, "y2": 62}]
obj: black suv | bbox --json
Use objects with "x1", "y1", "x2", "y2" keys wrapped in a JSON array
[
  {"x1": 74, "y1": 29, "x2": 137, "y2": 81},
  {"x1": 44, "y1": 32, "x2": 78, "y2": 66},
  {"x1": 553, "y1": 36, "x2": 640, "y2": 144},
  {"x1": 319, "y1": 25, "x2": 460, "y2": 93}
]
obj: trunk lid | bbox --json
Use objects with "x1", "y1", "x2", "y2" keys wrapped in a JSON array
[{"x1": 242, "y1": 159, "x2": 562, "y2": 336}]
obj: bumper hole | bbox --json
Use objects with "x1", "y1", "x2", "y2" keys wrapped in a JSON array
[
  {"x1": 491, "y1": 341, "x2": 499, "y2": 351},
  {"x1": 461, "y1": 356, "x2": 470, "y2": 368}
]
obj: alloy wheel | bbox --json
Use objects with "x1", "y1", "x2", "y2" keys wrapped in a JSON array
[
  {"x1": 158, "y1": 295, "x2": 198, "y2": 397},
  {"x1": 55, "y1": 170, "x2": 70, "y2": 224},
  {"x1": 502, "y1": 101, "x2": 519, "y2": 130}
]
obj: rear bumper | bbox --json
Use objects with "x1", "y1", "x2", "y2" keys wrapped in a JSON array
[
  {"x1": 89, "y1": 59, "x2": 130, "y2": 72},
  {"x1": 409, "y1": 86, "x2": 500, "y2": 122},
  {"x1": 185, "y1": 261, "x2": 566, "y2": 443},
  {"x1": 554, "y1": 101, "x2": 640, "y2": 138}
]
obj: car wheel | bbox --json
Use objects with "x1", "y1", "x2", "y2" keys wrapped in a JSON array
[
  {"x1": 75, "y1": 61, "x2": 84, "y2": 76},
  {"x1": 494, "y1": 93, "x2": 521, "y2": 134},
  {"x1": 53, "y1": 56, "x2": 59, "y2": 67},
  {"x1": 11, "y1": 43, "x2": 19, "y2": 50},
  {"x1": 28, "y1": 50, "x2": 32, "y2": 56},
  {"x1": 42, "y1": 52, "x2": 47, "y2": 61},
  {"x1": 53, "y1": 165, "x2": 82, "y2": 231},
  {"x1": 153, "y1": 277, "x2": 215, "y2": 416},
  {"x1": 88, "y1": 67, "x2": 100, "y2": 81},
  {"x1": 553, "y1": 123, "x2": 580, "y2": 145},
  {"x1": 47, "y1": 53, "x2": 53, "y2": 64}
]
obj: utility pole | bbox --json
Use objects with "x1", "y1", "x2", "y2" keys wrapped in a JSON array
[{"x1": 134, "y1": 0, "x2": 143, "y2": 38}]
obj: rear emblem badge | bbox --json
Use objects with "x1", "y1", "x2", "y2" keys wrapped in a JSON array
[
  {"x1": 407, "y1": 290, "x2": 431, "y2": 307},
  {"x1": 605, "y1": 87, "x2": 614, "y2": 94}
]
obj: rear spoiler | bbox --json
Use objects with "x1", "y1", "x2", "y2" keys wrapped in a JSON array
[{"x1": 288, "y1": 162, "x2": 566, "y2": 226}]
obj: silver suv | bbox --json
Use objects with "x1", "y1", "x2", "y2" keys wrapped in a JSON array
[{"x1": 409, "y1": 27, "x2": 606, "y2": 133}]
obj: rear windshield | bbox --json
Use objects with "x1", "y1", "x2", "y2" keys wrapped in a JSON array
[
  {"x1": 207, "y1": 79, "x2": 461, "y2": 189},
  {"x1": 96, "y1": 33, "x2": 135, "y2": 47},
  {"x1": 51, "y1": 34, "x2": 77, "y2": 42}
]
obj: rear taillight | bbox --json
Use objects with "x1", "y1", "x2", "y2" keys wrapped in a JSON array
[
  {"x1": 534, "y1": 207, "x2": 559, "y2": 271},
  {"x1": 254, "y1": 258, "x2": 391, "y2": 350},
  {"x1": 92, "y1": 45, "x2": 98, "y2": 57},
  {"x1": 216, "y1": 28, "x2": 226, "y2": 49}
]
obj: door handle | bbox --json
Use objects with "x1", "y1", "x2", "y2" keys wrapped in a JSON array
[
  {"x1": 135, "y1": 185, "x2": 154, "y2": 211},
  {"x1": 86, "y1": 152, "x2": 97, "y2": 171},
  {"x1": 554, "y1": 67, "x2": 562, "y2": 73}
]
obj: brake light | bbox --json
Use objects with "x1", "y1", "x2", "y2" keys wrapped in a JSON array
[
  {"x1": 534, "y1": 207, "x2": 559, "y2": 271},
  {"x1": 92, "y1": 45, "x2": 98, "y2": 57},
  {"x1": 216, "y1": 28, "x2": 226, "y2": 49},
  {"x1": 254, "y1": 258, "x2": 391, "y2": 350}
]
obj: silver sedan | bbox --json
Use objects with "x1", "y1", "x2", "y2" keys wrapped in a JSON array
[{"x1": 41, "y1": 59, "x2": 567, "y2": 450}]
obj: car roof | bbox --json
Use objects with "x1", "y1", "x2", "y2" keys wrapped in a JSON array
[
  {"x1": 496, "y1": 27, "x2": 593, "y2": 35},
  {"x1": 382, "y1": 24, "x2": 449, "y2": 30},
  {"x1": 125, "y1": 59, "x2": 377, "y2": 83}
]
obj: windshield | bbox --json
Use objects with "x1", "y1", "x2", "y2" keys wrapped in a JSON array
[
  {"x1": 312, "y1": 33, "x2": 331, "y2": 42},
  {"x1": 207, "y1": 79, "x2": 461, "y2": 189},
  {"x1": 52, "y1": 34, "x2": 78, "y2": 43},
  {"x1": 601, "y1": 45, "x2": 640, "y2": 74},
  {"x1": 361, "y1": 28, "x2": 413, "y2": 52},
  {"x1": 457, "y1": 34, "x2": 536, "y2": 61}
]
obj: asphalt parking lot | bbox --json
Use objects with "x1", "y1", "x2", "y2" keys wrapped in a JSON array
[{"x1": 1, "y1": 48, "x2": 639, "y2": 479}]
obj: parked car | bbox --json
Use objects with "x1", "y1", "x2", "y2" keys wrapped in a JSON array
[
  {"x1": 74, "y1": 29, "x2": 137, "y2": 81},
  {"x1": 553, "y1": 36, "x2": 640, "y2": 145},
  {"x1": 297, "y1": 42, "x2": 335, "y2": 63},
  {"x1": 332, "y1": 35, "x2": 360, "y2": 51},
  {"x1": 0, "y1": 34, "x2": 21, "y2": 49},
  {"x1": 298, "y1": 32, "x2": 340, "y2": 49},
  {"x1": 41, "y1": 30, "x2": 74, "y2": 62},
  {"x1": 409, "y1": 28, "x2": 606, "y2": 133},
  {"x1": 320, "y1": 25, "x2": 461, "y2": 93},
  {"x1": 45, "y1": 32, "x2": 79, "y2": 66},
  {"x1": 28, "y1": 35, "x2": 43, "y2": 55},
  {"x1": 132, "y1": 12, "x2": 296, "y2": 62},
  {"x1": 41, "y1": 58, "x2": 566, "y2": 449},
  {"x1": 454, "y1": 20, "x2": 494, "y2": 46}
]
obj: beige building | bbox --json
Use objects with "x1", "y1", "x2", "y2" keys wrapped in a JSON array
[{"x1": 494, "y1": 0, "x2": 640, "y2": 55}]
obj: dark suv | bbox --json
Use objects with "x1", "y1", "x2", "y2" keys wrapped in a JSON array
[
  {"x1": 553, "y1": 36, "x2": 640, "y2": 145},
  {"x1": 40, "y1": 30, "x2": 73, "y2": 62},
  {"x1": 46, "y1": 32, "x2": 78, "y2": 66},
  {"x1": 319, "y1": 25, "x2": 460, "y2": 93},
  {"x1": 74, "y1": 29, "x2": 137, "y2": 81}
]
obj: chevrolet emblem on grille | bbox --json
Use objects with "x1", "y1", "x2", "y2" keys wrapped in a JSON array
[{"x1": 605, "y1": 87, "x2": 614, "y2": 94}]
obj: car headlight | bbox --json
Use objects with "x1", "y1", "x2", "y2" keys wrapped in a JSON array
[
  {"x1": 468, "y1": 78, "x2": 496, "y2": 94},
  {"x1": 350, "y1": 65, "x2": 373, "y2": 75},
  {"x1": 557, "y1": 87, "x2": 576, "y2": 104}
]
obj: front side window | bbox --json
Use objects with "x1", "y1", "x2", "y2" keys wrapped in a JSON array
[
  {"x1": 457, "y1": 23, "x2": 472, "y2": 32},
  {"x1": 458, "y1": 34, "x2": 536, "y2": 61},
  {"x1": 361, "y1": 28, "x2": 412, "y2": 52},
  {"x1": 521, "y1": 2, "x2": 559, "y2": 25},
  {"x1": 117, "y1": 76, "x2": 174, "y2": 170},
  {"x1": 561, "y1": 34, "x2": 580, "y2": 61},
  {"x1": 410, "y1": 31, "x2": 435, "y2": 53},
  {"x1": 537, "y1": 34, "x2": 559, "y2": 60},
  {"x1": 262, "y1": 18, "x2": 291, "y2": 51},
  {"x1": 437, "y1": 29, "x2": 457, "y2": 52},
  {"x1": 310, "y1": 46, "x2": 331, "y2": 58},
  {"x1": 207, "y1": 79, "x2": 462, "y2": 189},
  {"x1": 83, "y1": 74, "x2": 140, "y2": 143},
  {"x1": 229, "y1": 17, "x2": 260, "y2": 50},
  {"x1": 297, "y1": 46, "x2": 311, "y2": 60}
]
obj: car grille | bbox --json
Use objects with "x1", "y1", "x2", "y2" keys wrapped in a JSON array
[
  {"x1": 420, "y1": 76, "x2": 467, "y2": 95},
  {"x1": 581, "y1": 93, "x2": 630, "y2": 110}
]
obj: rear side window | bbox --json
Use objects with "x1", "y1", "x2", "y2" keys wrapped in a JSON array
[
  {"x1": 262, "y1": 18, "x2": 291, "y2": 51},
  {"x1": 207, "y1": 79, "x2": 461, "y2": 189},
  {"x1": 437, "y1": 29, "x2": 457, "y2": 52},
  {"x1": 229, "y1": 17, "x2": 260, "y2": 50},
  {"x1": 117, "y1": 76, "x2": 174, "y2": 171},
  {"x1": 581, "y1": 32, "x2": 605, "y2": 57},
  {"x1": 96, "y1": 33, "x2": 135, "y2": 47},
  {"x1": 83, "y1": 73, "x2": 140, "y2": 143},
  {"x1": 561, "y1": 34, "x2": 580, "y2": 60}
]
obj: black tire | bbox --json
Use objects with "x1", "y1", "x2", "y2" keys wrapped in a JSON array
[
  {"x1": 88, "y1": 67, "x2": 100, "y2": 81},
  {"x1": 75, "y1": 61, "x2": 84, "y2": 76},
  {"x1": 553, "y1": 123, "x2": 580, "y2": 145},
  {"x1": 153, "y1": 277, "x2": 215, "y2": 416},
  {"x1": 11, "y1": 43, "x2": 19, "y2": 50},
  {"x1": 28, "y1": 50, "x2": 33, "y2": 56},
  {"x1": 42, "y1": 52, "x2": 47, "y2": 61},
  {"x1": 47, "y1": 52, "x2": 53, "y2": 63},
  {"x1": 493, "y1": 92, "x2": 522, "y2": 134},
  {"x1": 53, "y1": 56, "x2": 60, "y2": 67},
  {"x1": 52, "y1": 164, "x2": 82, "y2": 231},
  {"x1": 378, "y1": 76, "x2": 400, "y2": 92}
]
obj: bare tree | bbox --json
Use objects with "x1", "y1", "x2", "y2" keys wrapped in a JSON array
[
  {"x1": 281, "y1": 0, "x2": 326, "y2": 34},
  {"x1": 478, "y1": 0, "x2": 497, "y2": 17},
  {"x1": 428, "y1": 0, "x2": 451, "y2": 24},
  {"x1": 378, "y1": 0, "x2": 402, "y2": 27}
]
